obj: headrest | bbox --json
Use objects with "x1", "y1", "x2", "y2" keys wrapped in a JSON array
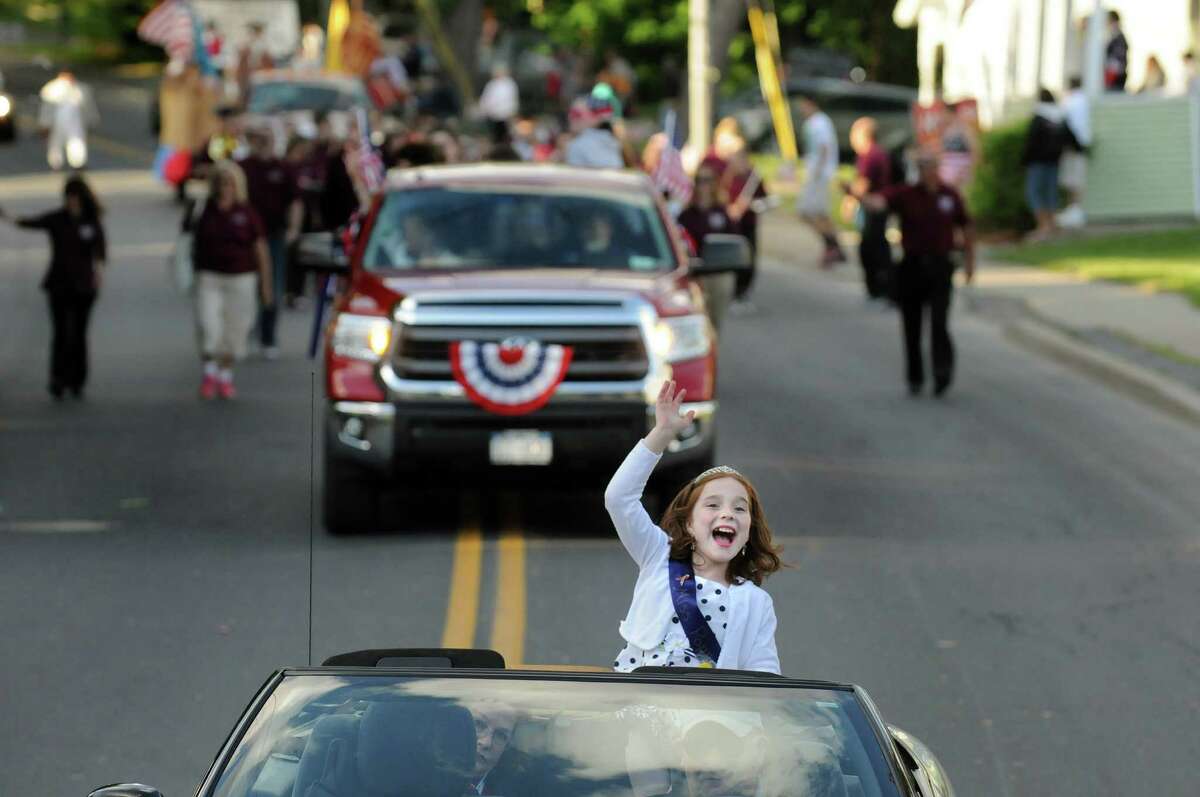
[{"x1": 356, "y1": 699, "x2": 475, "y2": 796}]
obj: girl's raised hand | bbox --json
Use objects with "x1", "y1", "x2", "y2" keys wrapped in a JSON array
[{"x1": 645, "y1": 380, "x2": 695, "y2": 454}]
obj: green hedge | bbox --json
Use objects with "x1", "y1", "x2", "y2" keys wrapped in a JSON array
[{"x1": 966, "y1": 118, "x2": 1035, "y2": 233}]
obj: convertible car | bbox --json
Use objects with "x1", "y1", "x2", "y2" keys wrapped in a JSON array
[{"x1": 88, "y1": 649, "x2": 952, "y2": 797}]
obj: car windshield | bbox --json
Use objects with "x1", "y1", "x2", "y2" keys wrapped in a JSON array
[
  {"x1": 210, "y1": 673, "x2": 899, "y2": 797},
  {"x1": 362, "y1": 186, "x2": 676, "y2": 272},
  {"x1": 247, "y1": 81, "x2": 365, "y2": 114}
]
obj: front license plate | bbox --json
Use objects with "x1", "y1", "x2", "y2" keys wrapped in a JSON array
[{"x1": 489, "y1": 430, "x2": 553, "y2": 466}]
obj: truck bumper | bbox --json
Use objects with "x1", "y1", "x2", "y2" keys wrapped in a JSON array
[{"x1": 327, "y1": 399, "x2": 716, "y2": 477}]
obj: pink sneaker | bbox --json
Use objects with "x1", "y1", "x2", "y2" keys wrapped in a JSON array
[
  {"x1": 218, "y1": 377, "x2": 236, "y2": 400},
  {"x1": 200, "y1": 374, "x2": 219, "y2": 400}
]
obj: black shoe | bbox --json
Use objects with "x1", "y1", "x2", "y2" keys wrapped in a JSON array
[
  {"x1": 69, "y1": 385, "x2": 84, "y2": 399},
  {"x1": 907, "y1": 382, "x2": 923, "y2": 397},
  {"x1": 933, "y1": 379, "x2": 952, "y2": 397},
  {"x1": 49, "y1": 384, "x2": 65, "y2": 400}
]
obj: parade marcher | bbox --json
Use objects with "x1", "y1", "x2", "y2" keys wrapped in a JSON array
[
  {"x1": 1104, "y1": 11, "x2": 1129, "y2": 92},
  {"x1": 796, "y1": 96, "x2": 845, "y2": 267},
  {"x1": 0, "y1": 176, "x2": 106, "y2": 399},
  {"x1": 842, "y1": 117, "x2": 894, "y2": 301},
  {"x1": 720, "y1": 147, "x2": 768, "y2": 301},
  {"x1": 1022, "y1": 88, "x2": 1077, "y2": 242},
  {"x1": 38, "y1": 69, "x2": 98, "y2": 171},
  {"x1": 605, "y1": 381, "x2": 784, "y2": 674},
  {"x1": 1057, "y1": 76, "x2": 1091, "y2": 229},
  {"x1": 698, "y1": 116, "x2": 744, "y2": 179},
  {"x1": 190, "y1": 161, "x2": 273, "y2": 399},
  {"x1": 676, "y1": 165, "x2": 733, "y2": 254},
  {"x1": 859, "y1": 151, "x2": 976, "y2": 397},
  {"x1": 478, "y1": 63, "x2": 519, "y2": 143},
  {"x1": 238, "y1": 125, "x2": 302, "y2": 358},
  {"x1": 284, "y1": 134, "x2": 321, "y2": 305},
  {"x1": 564, "y1": 88, "x2": 624, "y2": 169}
]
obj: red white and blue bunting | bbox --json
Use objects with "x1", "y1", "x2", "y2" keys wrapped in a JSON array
[{"x1": 449, "y1": 340, "x2": 574, "y2": 416}]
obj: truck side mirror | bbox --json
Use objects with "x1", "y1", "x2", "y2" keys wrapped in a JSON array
[
  {"x1": 691, "y1": 234, "x2": 752, "y2": 277},
  {"x1": 295, "y1": 231, "x2": 350, "y2": 274},
  {"x1": 89, "y1": 784, "x2": 164, "y2": 797}
]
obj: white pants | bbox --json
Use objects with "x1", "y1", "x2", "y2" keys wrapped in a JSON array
[
  {"x1": 797, "y1": 178, "x2": 831, "y2": 217},
  {"x1": 195, "y1": 271, "x2": 257, "y2": 361},
  {"x1": 47, "y1": 129, "x2": 87, "y2": 171}
]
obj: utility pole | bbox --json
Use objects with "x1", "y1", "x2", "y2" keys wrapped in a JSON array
[
  {"x1": 687, "y1": 0, "x2": 711, "y2": 159},
  {"x1": 1083, "y1": 0, "x2": 1105, "y2": 97}
]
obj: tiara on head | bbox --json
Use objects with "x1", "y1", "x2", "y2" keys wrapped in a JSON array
[{"x1": 692, "y1": 465, "x2": 742, "y2": 485}]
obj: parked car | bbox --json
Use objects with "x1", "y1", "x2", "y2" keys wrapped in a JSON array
[
  {"x1": 299, "y1": 163, "x2": 751, "y2": 532},
  {"x1": 87, "y1": 647, "x2": 954, "y2": 797},
  {"x1": 0, "y1": 69, "x2": 16, "y2": 142},
  {"x1": 719, "y1": 76, "x2": 917, "y2": 162}
]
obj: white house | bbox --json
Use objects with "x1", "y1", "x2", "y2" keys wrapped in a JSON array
[{"x1": 894, "y1": 0, "x2": 1200, "y2": 221}]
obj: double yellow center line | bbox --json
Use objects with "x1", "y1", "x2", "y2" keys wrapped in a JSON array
[{"x1": 440, "y1": 494, "x2": 526, "y2": 666}]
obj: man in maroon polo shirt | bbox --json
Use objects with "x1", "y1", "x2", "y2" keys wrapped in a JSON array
[
  {"x1": 238, "y1": 125, "x2": 302, "y2": 358},
  {"x1": 860, "y1": 150, "x2": 976, "y2": 397}
]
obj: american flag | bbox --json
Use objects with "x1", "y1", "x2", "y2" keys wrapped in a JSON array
[
  {"x1": 137, "y1": 0, "x2": 196, "y2": 62},
  {"x1": 652, "y1": 112, "x2": 691, "y2": 204},
  {"x1": 346, "y1": 107, "x2": 385, "y2": 194}
]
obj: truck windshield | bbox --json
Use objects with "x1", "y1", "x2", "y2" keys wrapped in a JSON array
[
  {"x1": 363, "y1": 186, "x2": 677, "y2": 272},
  {"x1": 210, "y1": 674, "x2": 899, "y2": 797},
  {"x1": 247, "y1": 81, "x2": 365, "y2": 113}
]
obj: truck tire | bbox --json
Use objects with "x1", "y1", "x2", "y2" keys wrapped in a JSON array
[{"x1": 322, "y1": 453, "x2": 381, "y2": 534}]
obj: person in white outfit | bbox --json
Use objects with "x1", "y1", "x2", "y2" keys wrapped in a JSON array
[
  {"x1": 796, "y1": 96, "x2": 844, "y2": 267},
  {"x1": 604, "y1": 380, "x2": 784, "y2": 674},
  {"x1": 1058, "y1": 76, "x2": 1092, "y2": 229},
  {"x1": 478, "y1": 63, "x2": 519, "y2": 143},
  {"x1": 38, "y1": 70, "x2": 97, "y2": 171}
]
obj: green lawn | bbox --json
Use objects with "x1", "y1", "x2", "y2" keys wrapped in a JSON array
[{"x1": 991, "y1": 227, "x2": 1200, "y2": 308}]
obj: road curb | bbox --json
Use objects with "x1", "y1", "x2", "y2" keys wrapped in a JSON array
[{"x1": 1004, "y1": 317, "x2": 1200, "y2": 428}]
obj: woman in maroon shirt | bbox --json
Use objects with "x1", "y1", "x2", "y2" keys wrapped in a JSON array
[
  {"x1": 0, "y1": 175, "x2": 107, "y2": 399},
  {"x1": 720, "y1": 148, "x2": 768, "y2": 300},
  {"x1": 676, "y1": 165, "x2": 734, "y2": 255},
  {"x1": 190, "y1": 160, "x2": 272, "y2": 400}
]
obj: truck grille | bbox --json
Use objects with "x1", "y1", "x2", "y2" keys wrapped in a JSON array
[{"x1": 392, "y1": 324, "x2": 649, "y2": 382}]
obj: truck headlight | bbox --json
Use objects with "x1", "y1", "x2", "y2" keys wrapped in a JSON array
[
  {"x1": 651, "y1": 315, "x2": 711, "y2": 363},
  {"x1": 0, "y1": 96, "x2": 11, "y2": 118},
  {"x1": 332, "y1": 314, "x2": 392, "y2": 362}
]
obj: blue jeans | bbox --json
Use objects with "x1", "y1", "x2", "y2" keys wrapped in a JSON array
[
  {"x1": 1025, "y1": 163, "x2": 1059, "y2": 213},
  {"x1": 258, "y1": 232, "x2": 288, "y2": 347}
]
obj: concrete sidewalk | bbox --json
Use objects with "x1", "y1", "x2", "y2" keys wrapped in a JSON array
[{"x1": 758, "y1": 210, "x2": 1200, "y2": 422}]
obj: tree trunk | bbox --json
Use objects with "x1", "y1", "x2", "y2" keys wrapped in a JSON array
[
  {"x1": 413, "y1": 0, "x2": 479, "y2": 108},
  {"x1": 446, "y1": 0, "x2": 483, "y2": 97},
  {"x1": 677, "y1": 0, "x2": 746, "y2": 141}
]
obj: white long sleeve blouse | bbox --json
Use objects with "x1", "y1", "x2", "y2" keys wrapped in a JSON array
[{"x1": 604, "y1": 441, "x2": 781, "y2": 674}]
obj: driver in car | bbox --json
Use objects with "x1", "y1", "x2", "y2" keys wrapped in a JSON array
[
  {"x1": 577, "y1": 209, "x2": 630, "y2": 267},
  {"x1": 379, "y1": 214, "x2": 458, "y2": 267},
  {"x1": 464, "y1": 699, "x2": 535, "y2": 796}
]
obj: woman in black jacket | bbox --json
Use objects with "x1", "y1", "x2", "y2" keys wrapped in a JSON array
[{"x1": 0, "y1": 175, "x2": 107, "y2": 399}]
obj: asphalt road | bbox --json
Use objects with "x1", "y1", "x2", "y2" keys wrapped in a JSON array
[{"x1": 2, "y1": 80, "x2": 1200, "y2": 797}]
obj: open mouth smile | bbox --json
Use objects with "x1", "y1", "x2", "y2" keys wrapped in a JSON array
[{"x1": 711, "y1": 526, "x2": 737, "y2": 548}]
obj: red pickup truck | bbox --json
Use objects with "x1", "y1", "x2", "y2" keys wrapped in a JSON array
[{"x1": 301, "y1": 164, "x2": 750, "y2": 532}]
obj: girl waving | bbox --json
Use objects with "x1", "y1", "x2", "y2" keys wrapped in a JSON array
[{"x1": 605, "y1": 381, "x2": 784, "y2": 674}]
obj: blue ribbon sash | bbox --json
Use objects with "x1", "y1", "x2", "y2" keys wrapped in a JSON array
[{"x1": 667, "y1": 558, "x2": 722, "y2": 664}]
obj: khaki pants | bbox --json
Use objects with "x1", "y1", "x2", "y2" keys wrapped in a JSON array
[{"x1": 195, "y1": 271, "x2": 257, "y2": 360}]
